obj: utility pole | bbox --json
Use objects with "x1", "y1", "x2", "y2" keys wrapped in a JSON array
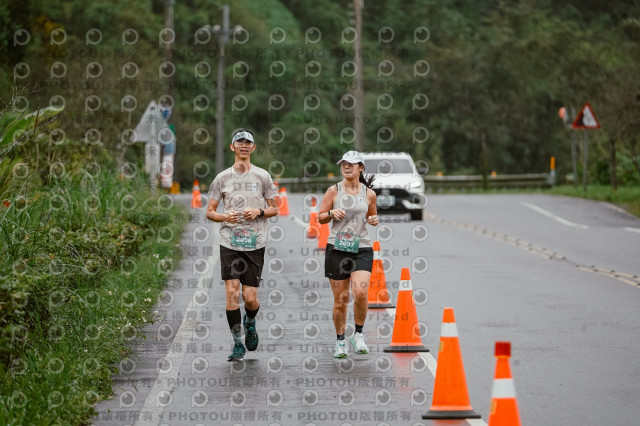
[
  {"x1": 480, "y1": 131, "x2": 489, "y2": 190},
  {"x1": 353, "y1": 0, "x2": 364, "y2": 151},
  {"x1": 201, "y1": 5, "x2": 242, "y2": 176},
  {"x1": 570, "y1": 106, "x2": 577, "y2": 187},
  {"x1": 215, "y1": 6, "x2": 230, "y2": 176},
  {"x1": 164, "y1": 0, "x2": 175, "y2": 99},
  {"x1": 582, "y1": 130, "x2": 589, "y2": 193}
]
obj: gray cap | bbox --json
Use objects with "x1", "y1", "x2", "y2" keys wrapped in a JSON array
[{"x1": 336, "y1": 150, "x2": 364, "y2": 165}]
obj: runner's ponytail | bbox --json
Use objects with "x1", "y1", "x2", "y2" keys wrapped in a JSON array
[{"x1": 358, "y1": 164, "x2": 375, "y2": 189}]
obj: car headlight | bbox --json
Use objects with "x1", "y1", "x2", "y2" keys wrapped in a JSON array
[{"x1": 410, "y1": 180, "x2": 423, "y2": 188}]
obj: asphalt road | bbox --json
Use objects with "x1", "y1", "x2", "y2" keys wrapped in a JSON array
[{"x1": 93, "y1": 192, "x2": 640, "y2": 426}]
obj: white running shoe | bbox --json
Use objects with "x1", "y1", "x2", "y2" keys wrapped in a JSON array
[
  {"x1": 333, "y1": 339, "x2": 348, "y2": 358},
  {"x1": 350, "y1": 332, "x2": 369, "y2": 354}
]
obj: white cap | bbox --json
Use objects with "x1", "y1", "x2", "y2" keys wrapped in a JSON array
[
  {"x1": 231, "y1": 131, "x2": 254, "y2": 143},
  {"x1": 336, "y1": 150, "x2": 364, "y2": 165}
]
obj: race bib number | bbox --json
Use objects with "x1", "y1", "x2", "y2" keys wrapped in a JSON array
[
  {"x1": 231, "y1": 227, "x2": 257, "y2": 249},
  {"x1": 334, "y1": 231, "x2": 360, "y2": 253}
]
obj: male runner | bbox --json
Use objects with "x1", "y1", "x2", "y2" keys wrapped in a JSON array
[{"x1": 206, "y1": 128, "x2": 278, "y2": 361}]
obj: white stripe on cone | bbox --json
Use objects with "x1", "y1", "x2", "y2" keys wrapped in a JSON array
[
  {"x1": 440, "y1": 322, "x2": 458, "y2": 337},
  {"x1": 399, "y1": 279, "x2": 412, "y2": 291},
  {"x1": 491, "y1": 378, "x2": 516, "y2": 398}
]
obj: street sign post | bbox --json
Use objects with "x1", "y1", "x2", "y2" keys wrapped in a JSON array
[
  {"x1": 571, "y1": 103, "x2": 601, "y2": 192},
  {"x1": 131, "y1": 101, "x2": 169, "y2": 189},
  {"x1": 160, "y1": 124, "x2": 176, "y2": 189}
]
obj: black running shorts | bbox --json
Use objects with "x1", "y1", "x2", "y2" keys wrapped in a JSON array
[
  {"x1": 220, "y1": 245, "x2": 265, "y2": 287},
  {"x1": 324, "y1": 243, "x2": 373, "y2": 280}
]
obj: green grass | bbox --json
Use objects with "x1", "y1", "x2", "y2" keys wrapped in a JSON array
[
  {"x1": 547, "y1": 185, "x2": 640, "y2": 218},
  {"x1": 0, "y1": 171, "x2": 189, "y2": 425}
]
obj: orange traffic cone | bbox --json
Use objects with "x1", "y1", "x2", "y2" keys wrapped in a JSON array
[
  {"x1": 368, "y1": 241, "x2": 394, "y2": 309},
  {"x1": 489, "y1": 342, "x2": 521, "y2": 426},
  {"x1": 307, "y1": 197, "x2": 320, "y2": 238},
  {"x1": 191, "y1": 179, "x2": 202, "y2": 208},
  {"x1": 422, "y1": 307, "x2": 481, "y2": 419},
  {"x1": 317, "y1": 221, "x2": 329, "y2": 250},
  {"x1": 277, "y1": 187, "x2": 290, "y2": 216},
  {"x1": 383, "y1": 268, "x2": 428, "y2": 352}
]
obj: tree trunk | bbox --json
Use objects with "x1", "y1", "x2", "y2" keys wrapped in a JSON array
[
  {"x1": 609, "y1": 136, "x2": 617, "y2": 191},
  {"x1": 480, "y1": 131, "x2": 488, "y2": 191},
  {"x1": 632, "y1": 138, "x2": 640, "y2": 175}
]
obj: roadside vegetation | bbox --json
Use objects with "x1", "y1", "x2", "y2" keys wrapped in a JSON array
[{"x1": 0, "y1": 102, "x2": 188, "y2": 423}]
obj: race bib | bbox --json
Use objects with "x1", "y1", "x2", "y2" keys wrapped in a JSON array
[
  {"x1": 231, "y1": 227, "x2": 257, "y2": 249},
  {"x1": 334, "y1": 230, "x2": 360, "y2": 253}
]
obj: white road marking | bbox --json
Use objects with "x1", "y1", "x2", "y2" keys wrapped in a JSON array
[
  {"x1": 521, "y1": 201, "x2": 589, "y2": 229},
  {"x1": 134, "y1": 221, "x2": 221, "y2": 426},
  {"x1": 577, "y1": 265, "x2": 640, "y2": 287},
  {"x1": 623, "y1": 227, "x2": 640, "y2": 233},
  {"x1": 288, "y1": 213, "x2": 308, "y2": 228},
  {"x1": 385, "y1": 308, "x2": 488, "y2": 426},
  {"x1": 467, "y1": 419, "x2": 490, "y2": 426}
]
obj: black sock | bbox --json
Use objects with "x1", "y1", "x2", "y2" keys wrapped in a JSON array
[
  {"x1": 245, "y1": 305, "x2": 260, "y2": 324},
  {"x1": 355, "y1": 324, "x2": 363, "y2": 334},
  {"x1": 226, "y1": 309, "x2": 242, "y2": 344},
  {"x1": 337, "y1": 334, "x2": 345, "y2": 341}
]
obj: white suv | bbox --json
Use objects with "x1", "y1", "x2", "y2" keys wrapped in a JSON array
[{"x1": 361, "y1": 152, "x2": 427, "y2": 221}]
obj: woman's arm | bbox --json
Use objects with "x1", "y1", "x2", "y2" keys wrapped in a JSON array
[
  {"x1": 366, "y1": 188, "x2": 378, "y2": 226},
  {"x1": 318, "y1": 185, "x2": 338, "y2": 224}
]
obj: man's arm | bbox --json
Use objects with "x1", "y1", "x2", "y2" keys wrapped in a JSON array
[
  {"x1": 264, "y1": 197, "x2": 278, "y2": 218},
  {"x1": 206, "y1": 198, "x2": 239, "y2": 223}
]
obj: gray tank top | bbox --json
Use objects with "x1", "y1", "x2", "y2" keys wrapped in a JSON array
[{"x1": 327, "y1": 182, "x2": 372, "y2": 249}]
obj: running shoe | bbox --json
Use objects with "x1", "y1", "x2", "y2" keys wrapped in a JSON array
[
  {"x1": 333, "y1": 339, "x2": 348, "y2": 358},
  {"x1": 227, "y1": 343, "x2": 246, "y2": 361},
  {"x1": 350, "y1": 332, "x2": 369, "y2": 354},
  {"x1": 243, "y1": 314, "x2": 259, "y2": 351}
]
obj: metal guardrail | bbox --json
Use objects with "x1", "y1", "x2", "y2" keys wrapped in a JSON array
[
  {"x1": 275, "y1": 173, "x2": 551, "y2": 193},
  {"x1": 424, "y1": 173, "x2": 551, "y2": 193}
]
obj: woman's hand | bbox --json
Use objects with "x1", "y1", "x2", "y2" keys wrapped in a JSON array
[
  {"x1": 331, "y1": 208, "x2": 347, "y2": 221},
  {"x1": 367, "y1": 214, "x2": 379, "y2": 226}
]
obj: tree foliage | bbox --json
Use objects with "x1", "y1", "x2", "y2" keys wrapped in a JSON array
[{"x1": 0, "y1": 0, "x2": 638, "y2": 185}]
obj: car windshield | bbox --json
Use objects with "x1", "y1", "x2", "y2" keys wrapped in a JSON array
[{"x1": 364, "y1": 159, "x2": 414, "y2": 174}]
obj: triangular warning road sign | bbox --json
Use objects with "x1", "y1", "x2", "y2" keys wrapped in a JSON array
[
  {"x1": 132, "y1": 101, "x2": 168, "y2": 142},
  {"x1": 571, "y1": 102, "x2": 600, "y2": 129}
]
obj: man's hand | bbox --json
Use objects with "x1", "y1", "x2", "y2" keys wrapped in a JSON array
[
  {"x1": 242, "y1": 208, "x2": 262, "y2": 221},
  {"x1": 225, "y1": 210, "x2": 240, "y2": 224}
]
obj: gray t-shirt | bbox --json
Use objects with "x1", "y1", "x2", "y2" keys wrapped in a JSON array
[{"x1": 208, "y1": 165, "x2": 278, "y2": 251}]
